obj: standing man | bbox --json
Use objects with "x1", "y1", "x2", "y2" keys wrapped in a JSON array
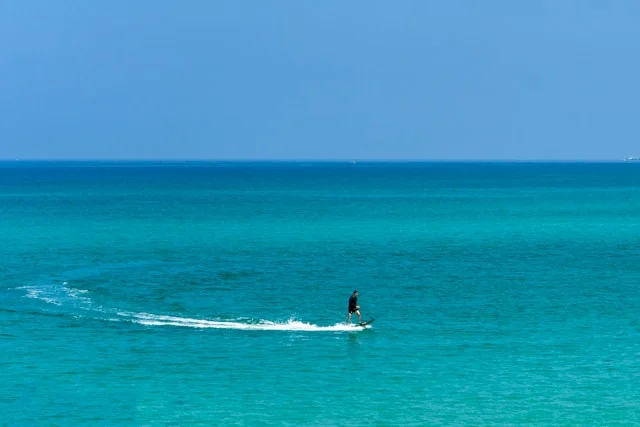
[{"x1": 346, "y1": 290, "x2": 361, "y2": 325}]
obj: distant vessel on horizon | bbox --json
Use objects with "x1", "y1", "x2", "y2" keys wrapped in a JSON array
[{"x1": 624, "y1": 156, "x2": 640, "y2": 161}]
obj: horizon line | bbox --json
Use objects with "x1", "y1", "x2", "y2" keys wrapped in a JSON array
[{"x1": 0, "y1": 158, "x2": 635, "y2": 163}]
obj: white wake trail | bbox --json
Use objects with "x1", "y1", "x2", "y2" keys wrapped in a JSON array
[
  {"x1": 126, "y1": 313, "x2": 366, "y2": 331},
  {"x1": 20, "y1": 283, "x2": 369, "y2": 332}
]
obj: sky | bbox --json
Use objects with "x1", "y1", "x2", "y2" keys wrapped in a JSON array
[{"x1": 1, "y1": 1, "x2": 639, "y2": 160}]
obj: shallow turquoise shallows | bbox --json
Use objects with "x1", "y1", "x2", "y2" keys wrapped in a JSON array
[{"x1": 2, "y1": 162, "x2": 640, "y2": 426}]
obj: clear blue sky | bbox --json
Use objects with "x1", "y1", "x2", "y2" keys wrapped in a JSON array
[{"x1": 1, "y1": 1, "x2": 639, "y2": 160}]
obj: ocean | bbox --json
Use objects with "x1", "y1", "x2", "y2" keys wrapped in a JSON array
[{"x1": 2, "y1": 161, "x2": 640, "y2": 425}]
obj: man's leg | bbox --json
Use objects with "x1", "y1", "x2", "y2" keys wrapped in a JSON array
[
  {"x1": 346, "y1": 312, "x2": 351, "y2": 324},
  {"x1": 356, "y1": 310, "x2": 362, "y2": 324}
]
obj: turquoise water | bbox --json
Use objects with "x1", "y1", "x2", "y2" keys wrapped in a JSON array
[{"x1": 2, "y1": 162, "x2": 640, "y2": 425}]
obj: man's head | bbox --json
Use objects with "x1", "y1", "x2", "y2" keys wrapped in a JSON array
[{"x1": 353, "y1": 290, "x2": 358, "y2": 296}]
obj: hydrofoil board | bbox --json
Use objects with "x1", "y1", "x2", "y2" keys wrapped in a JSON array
[{"x1": 358, "y1": 318, "x2": 375, "y2": 327}]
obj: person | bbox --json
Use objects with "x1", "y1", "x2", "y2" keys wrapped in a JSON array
[{"x1": 346, "y1": 290, "x2": 361, "y2": 325}]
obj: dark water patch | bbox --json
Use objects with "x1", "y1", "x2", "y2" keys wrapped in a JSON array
[
  {"x1": 217, "y1": 270, "x2": 263, "y2": 280},
  {"x1": 18, "y1": 310, "x2": 72, "y2": 320},
  {"x1": 167, "y1": 302, "x2": 186, "y2": 312}
]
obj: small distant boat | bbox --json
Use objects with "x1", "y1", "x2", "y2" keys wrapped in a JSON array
[{"x1": 625, "y1": 156, "x2": 640, "y2": 161}]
